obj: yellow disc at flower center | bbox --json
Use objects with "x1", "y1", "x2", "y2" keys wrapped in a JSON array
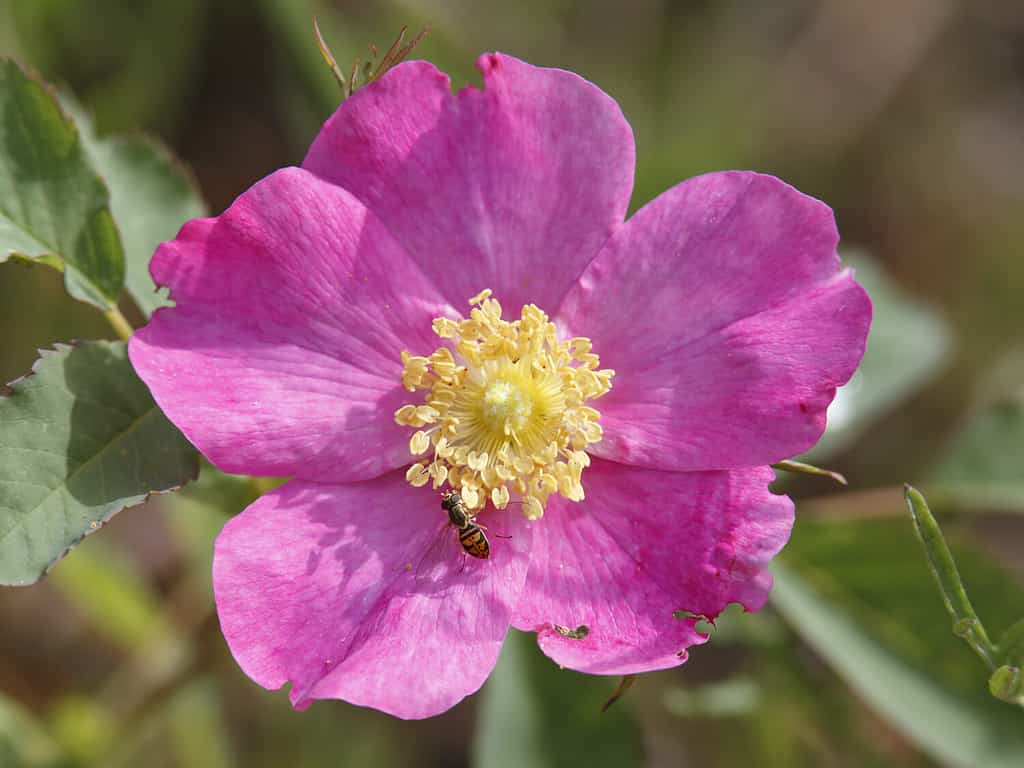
[
  {"x1": 394, "y1": 289, "x2": 614, "y2": 519},
  {"x1": 481, "y1": 378, "x2": 534, "y2": 432}
]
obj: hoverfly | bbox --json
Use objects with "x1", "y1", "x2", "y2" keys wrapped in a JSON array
[
  {"x1": 441, "y1": 489, "x2": 491, "y2": 559},
  {"x1": 413, "y1": 493, "x2": 516, "y2": 581},
  {"x1": 414, "y1": 489, "x2": 509, "y2": 582}
]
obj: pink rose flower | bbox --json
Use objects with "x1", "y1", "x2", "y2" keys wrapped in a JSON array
[{"x1": 129, "y1": 53, "x2": 870, "y2": 719}]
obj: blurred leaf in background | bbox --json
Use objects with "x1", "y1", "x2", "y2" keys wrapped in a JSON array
[
  {"x1": 6, "y1": 0, "x2": 207, "y2": 134},
  {"x1": 475, "y1": 630, "x2": 643, "y2": 768},
  {"x1": 0, "y1": 59, "x2": 125, "y2": 310},
  {"x1": 930, "y1": 382, "x2": 1024, "y2": 511},
  {"x1": 65, "y1": 97, "x2": 207, "y2": 318},
  {"x1": 776, "y1": 514, "x2": 1024, "y2": 767},
  {"x1": 806, "y1": 250, "x2": 952, "y2": 462},
  {"x1": 0, "y1": 694, "x2": 65, "y2": 768}
]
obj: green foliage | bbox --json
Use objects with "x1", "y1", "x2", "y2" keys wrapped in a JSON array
[
  {"x1": 169, "y1": 682, "x2": 234, "y2": 768},
  {"x1": 68, "y1": 99, "x2": 207, "y2": 317},
  {"x1": 48, "y1": 695, "x2": 117, "y2": 765},
  {"x1": 8, "y1": 0, "x2": 207, "y2": 133},
  {"x1": 807, "y1": 252, "x2": 951, "y2": 461},
  {"x1": 0, "y1": 341, "x2": 196, "y2": 585},
  {"x1": 474, "y1": 630, "x2": 644, "y2": 768},
  {"x1": 0, "y1": 58, "x2": 124, "y2": 309},
  {"x1": 771, "y1": 563, "x2": 1024, "y2": 767},
  {"x1": 0, "y1": 693, "x2": 64, "y2": 768},
  {"x1": 931, "y1": 390, "x2": 1024, "y2": 508},
  {"x1": 777, "y1": 516, "x2": 1024, "y2": 766},
  {"x1": 48, "y1": 538, "x2": 173, "y2": 650},
  {"x1": 662, "y1": 677, "x2": 760, "y2": 718},
  {"x1": 905, "y1": 485, "x2": 997, "y2": 669}
]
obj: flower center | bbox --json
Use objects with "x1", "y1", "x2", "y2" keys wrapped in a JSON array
[{"x1": 394, "y1": 289, "x2": 614, "y2": 519}]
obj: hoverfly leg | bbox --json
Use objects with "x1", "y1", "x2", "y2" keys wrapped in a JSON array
[{"x1": 475, "y1": 520, "x2": 512, "y2": 539}]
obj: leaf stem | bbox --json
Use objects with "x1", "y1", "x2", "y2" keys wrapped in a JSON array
[
  {"x1": 104, "y1": 305, "x2": 135, "y2": 341},
  {"x1": 904, "y1": 484, "x2": 998, "y2": 669}
]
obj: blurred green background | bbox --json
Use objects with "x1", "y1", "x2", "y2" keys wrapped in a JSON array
[{"x1": 1, "y1": 1, "x2": 1023, "y2": 766}]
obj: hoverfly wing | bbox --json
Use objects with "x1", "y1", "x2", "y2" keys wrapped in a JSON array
[{"x1": 413, "y1": 518, "x2": 463, "y2": 586}]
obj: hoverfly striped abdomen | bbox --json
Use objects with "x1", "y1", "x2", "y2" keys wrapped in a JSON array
[{"x1": 458, "y1": 524, "x2": 490, "y2": 559}]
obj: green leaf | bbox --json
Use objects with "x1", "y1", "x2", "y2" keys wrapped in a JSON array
[
  {"x1": 0, "y1": 58, "x2": 125, "y2": 309},
  {"x1": 930, "y1": 389, "x2": 1024, "y2": 509},
  {"x1": 775, "y1": 516, "x2": 1024, "y2": 766},
  {"x1": 65, "y1": 98, "x2": 207, "y2": 317},
  {"x1": 474, "y1": 630, "x2": 643, "y2": 768},
  {"x1": 807, "y1": 251, "x2": 951, "y2": 460},
  {"x1": 771, "y1": 564, "x2": 1024, "y2": 767},
  {"x1": 0, "y1": 341, "x2": 197, "y2": 585}
]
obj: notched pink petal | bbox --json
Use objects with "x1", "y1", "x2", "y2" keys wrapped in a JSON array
[
  {"x1": 512, "y1": 461, "x2": 793, "y2": 675},
  {"x1": 213, "y1": 475, "x2": 532, "y2": 720},
  {"x1": 303, "y1": 53, "x2": 635, "y2": 313},
  {"x1": 129, "y1": 167, "x2": 455, "y2": 482},
  {"x1": 558, "y1": 171, "x2": 871, "y2": 471}
]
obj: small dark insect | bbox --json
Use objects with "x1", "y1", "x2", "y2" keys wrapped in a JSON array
[
  {"x1": 441, "y1": 489, "x2": 491, "y2": 559},
  {"x1": 554, "y1": 624, "x2": 590, "y2": 640}
]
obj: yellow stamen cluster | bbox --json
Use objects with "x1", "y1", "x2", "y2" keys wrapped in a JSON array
[{"x1": 395, "y1": 289, "x2": 614, "y2": 519}]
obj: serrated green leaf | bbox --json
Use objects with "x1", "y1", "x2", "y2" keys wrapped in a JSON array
[
  {"x1": 0, "y1": 341, "x2": 197, "y2": 585},
  {"x1": 0, "y1": 58, "x2": 125, "y2": 309},
  {"x1": 474, "y1": 630, "x2": 643, "y2": 768},
  {"x1": 66, "y1": 98, "x2": 207, "y2": 317}
]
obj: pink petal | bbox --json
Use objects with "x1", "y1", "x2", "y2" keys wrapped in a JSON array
[
  {"x1": 213, "y1": 474, "x2": 532, "y2": 719},
  {"x1": 129, "y1": 167, "x2": 454, "y2": 482},
  {"x1": 303, "y1": 54, "x2": 634, "y2": 313},
  {"x1": 557, "y1": 171, "x2": 871, "y2": 471},
  {"x1": 512, "y1": 461, "x2": 793, "y2": 675}
]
